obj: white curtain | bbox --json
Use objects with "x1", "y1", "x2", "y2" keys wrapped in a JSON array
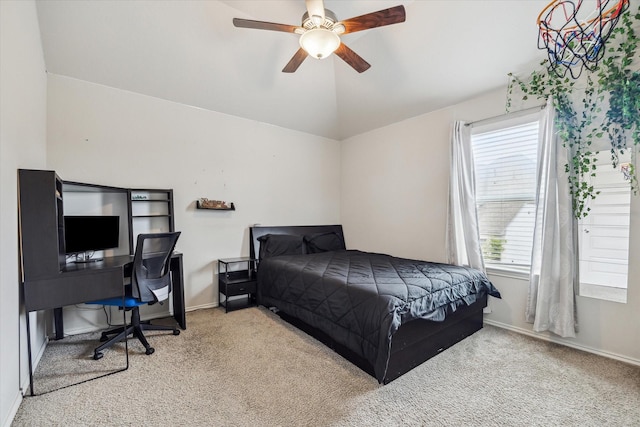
[
  {"x1": 525, "y1": 98, "x2": 578, "y2": 337},
  {"x1": 446, "y1": 121, "x2": 485, "y2": 271}
]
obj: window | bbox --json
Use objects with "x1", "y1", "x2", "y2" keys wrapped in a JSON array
[
  {"x1": 578, "y1": 151, "x2": 631, "y2": 303},
  {"x1": 470, "y1": 115, "x2": 631, "y2": 299},
  {"x1": 471, "y1": 119, "x2": 540, "y2": 272}
]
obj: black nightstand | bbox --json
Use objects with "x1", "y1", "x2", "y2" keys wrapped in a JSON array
[{"x1": 218, "y1": 257, "x2": 257, "y2": 313}]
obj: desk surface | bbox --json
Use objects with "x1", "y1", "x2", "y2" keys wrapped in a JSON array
[
  {"x1": 61, "y1": 255, "x2": 133, "y2": 273},
  {"x1": 61, "y1": 252, "x2": 182, "y2": 273}
]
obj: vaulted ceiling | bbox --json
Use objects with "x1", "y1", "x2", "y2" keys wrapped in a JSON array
[{"x1": 35, "y1": 1, "x2": 552, "y2": 140}]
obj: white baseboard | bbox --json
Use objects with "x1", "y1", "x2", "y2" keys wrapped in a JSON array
[
  {"x1": 186, "y1": 302, "x2": 218, "y2": 312},
  {"x1": 2, "y1": 390, "x2": 23, "y2": 427},
  {"x1": 10, "y1": 333, "x2": 49, "y2": 426},
  {"x1": 59, "y1": 302, "x2": 220, "y2": 336},
  {"x1": 22, "y1": 334, "x2": 49, "y2": 392},
  {"x1": 484, "y1": 319, "x2": 640, "y2": 367},
  {"x1": 61, "y1": 324, "x2": 104, "y2": 336},
  {"x1": 31, "y1": 335, "x2": 48, "y2": 372}
]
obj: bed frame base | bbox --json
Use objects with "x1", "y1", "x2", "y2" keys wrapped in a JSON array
[
  {"x1": 385, "y1": 294, "x2": 486, "y2": 383},
  {"x1": 274, "y1": 294, "x2": 487, "y2": 384},
  {"x1": 249, "y1": 225, "x2": 488, "y2": 384}
]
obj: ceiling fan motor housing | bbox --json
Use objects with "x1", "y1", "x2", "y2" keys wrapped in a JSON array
[{"x1": 301, "y1": 9, "x2": 340, "y2": 31}]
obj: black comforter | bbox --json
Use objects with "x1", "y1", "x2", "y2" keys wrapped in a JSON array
[{"x1": 257, "y1": 250, "x2": 501, "y2": 383}]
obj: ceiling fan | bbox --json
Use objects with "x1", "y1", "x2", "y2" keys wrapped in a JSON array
[{"x1": 232, "y1": 0, "x2": 406, "y2": 73}]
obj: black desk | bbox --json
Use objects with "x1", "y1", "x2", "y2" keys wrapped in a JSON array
[
  {"x1": 46, "y1": 253, "x2": 186, "y2": 338},
  {"x1": 25, "y1": 255, "x2": 131, "y2": 313},
  {"x1": 23, "y1": 252, "x2": 185, "y2": 395}
]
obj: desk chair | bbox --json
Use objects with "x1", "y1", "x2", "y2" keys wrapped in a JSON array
[{"x1": 90, "y1": 232, "x2": 181, "y2": 360}]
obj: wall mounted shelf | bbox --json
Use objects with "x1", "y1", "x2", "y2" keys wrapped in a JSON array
[{"x1": 196, "y1": 200, "x2": 235, "y2": 210}]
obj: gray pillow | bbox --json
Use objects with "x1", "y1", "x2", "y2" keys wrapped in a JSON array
[
  {"x1": 258, "y1": 234, "x2": 304, "y2": 259},
  {"x1": 303, "y1": 231, "x2": 345, "y2": 253}
]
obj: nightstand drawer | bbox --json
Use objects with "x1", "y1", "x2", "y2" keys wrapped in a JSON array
[{"x1": 223, "y1": 280, "x2": 256, "y2": 297}]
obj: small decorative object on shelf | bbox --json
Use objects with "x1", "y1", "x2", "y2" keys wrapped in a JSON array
[
  {"x1": 131, "y1": 194, "x2": 148, "y2": 200},
  {"x1": 197, "y1": 198, "x2": 235, "y2": 210}
]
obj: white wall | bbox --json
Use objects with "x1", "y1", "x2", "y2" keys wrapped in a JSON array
[
  {"x1": 0, "y1": 1, "x2": 48, "y2": 425},
  {"x1": 340, "y1": 108, "x2": 452, "y2": 261},
  {"x1": 341, "y1": 88, "x2": 640, "y2": 365},
  {"x1": 46, "y1": 74, "x2": 341, "y2": 315}
]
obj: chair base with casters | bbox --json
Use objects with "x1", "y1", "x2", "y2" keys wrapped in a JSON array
[{"x1": 91, "y1": 296, "x2": 180, "y2": 360}]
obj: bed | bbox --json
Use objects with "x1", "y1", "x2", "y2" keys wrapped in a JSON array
[{"x1": 249, "y1": 225, "x2": 501, "y2": 384}]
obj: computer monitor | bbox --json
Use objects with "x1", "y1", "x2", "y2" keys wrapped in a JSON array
[{"x1": 64, "y1": 216, "x2": 120, "y2": 262}]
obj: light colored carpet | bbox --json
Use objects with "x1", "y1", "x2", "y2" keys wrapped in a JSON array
[
  {"x1": 13, "y1": 307, "x2": 640, "y2": 426},
  {"x1": 29, "y1": 330, "x2": 129, "y2": 394}
]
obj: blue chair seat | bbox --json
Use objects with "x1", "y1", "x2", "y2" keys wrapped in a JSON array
[{"x1": 88, "y1": 296, "x2": 146, "y2": 308}]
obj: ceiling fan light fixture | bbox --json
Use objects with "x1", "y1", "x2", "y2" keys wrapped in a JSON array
[{"x1": 299, "y1": 28, "x2": 340, "y2": 59}]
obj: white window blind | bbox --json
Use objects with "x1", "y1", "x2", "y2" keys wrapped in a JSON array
[
  {"x1": 471, "y1": 120, "x2": 539, "y2": 271},
  {"x1": 578, "y1": 150, "x2": 630, "y2": 303}
]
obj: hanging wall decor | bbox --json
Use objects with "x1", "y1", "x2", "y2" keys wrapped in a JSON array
[
  {"x1": 538, "y1": 0, "x2": 630, "y2": 78},
  {"x1": 508, "y1": 1, "x2": 640, "y2": 219}
]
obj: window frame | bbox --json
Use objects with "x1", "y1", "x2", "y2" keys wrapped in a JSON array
[
  {"x1": 577, "y1": 150, "x2": 631, "y2": 303},
  {"x1": 470, "y1": 113, "x2": 541, "y2": 276}
]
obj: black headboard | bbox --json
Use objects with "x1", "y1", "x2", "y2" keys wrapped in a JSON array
[{"x1": 249, "y1": 225, "x2": 344, "y2": 260}]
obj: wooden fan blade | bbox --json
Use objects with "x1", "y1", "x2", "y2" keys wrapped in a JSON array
[
  {"x1": 341, "y1": 5, "x2": 406, "y2": 34},
  {"x1": 282, "y1": 48, "x2": 308, "y2": 73},
  {"x1": 233, "y1": 18, "x2": 301, "y2": 33},
  {"x1": 334, "y1": 43, "x2": 371, "y2": 73},
  {"x1": 306, "y1": 0, "x2": 325, "y2": 22}
]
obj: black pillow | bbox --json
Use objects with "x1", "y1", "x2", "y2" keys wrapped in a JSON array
[
  {"x1": 258, "y1": 234, "x2": 304, "y2": 259},
  {"x1": 303, "y1": 231, "x2": 345, "y2": 254}
]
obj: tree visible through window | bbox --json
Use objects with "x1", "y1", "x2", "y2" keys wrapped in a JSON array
[{"x1": 471, "y1": 120, "x2": 539, "y2": 272}]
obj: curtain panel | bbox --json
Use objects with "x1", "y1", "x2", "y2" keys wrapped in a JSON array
[
  {"x1": 446, "y1": 121, "x2": 486, "y2": 272},
  {"x1": 525, "y1": 99, "x2": 578, "y2": 337}
]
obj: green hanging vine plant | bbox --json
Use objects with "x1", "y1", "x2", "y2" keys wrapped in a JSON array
[
  {"x1": 598, "y1": 8, "x2": 640, "y2": 186},
  {"x1": 506, "y1": 3, "x2": 640, "y2": 219}
]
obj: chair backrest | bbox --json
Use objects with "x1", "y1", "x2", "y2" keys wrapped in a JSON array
[{"x1": 131, "y1": 232, "x2": 181, "y2": 303}]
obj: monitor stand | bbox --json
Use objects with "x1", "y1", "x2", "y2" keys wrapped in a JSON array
[{"x1": 72, "y1": 252, "x2": 103, "y2": 263}]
